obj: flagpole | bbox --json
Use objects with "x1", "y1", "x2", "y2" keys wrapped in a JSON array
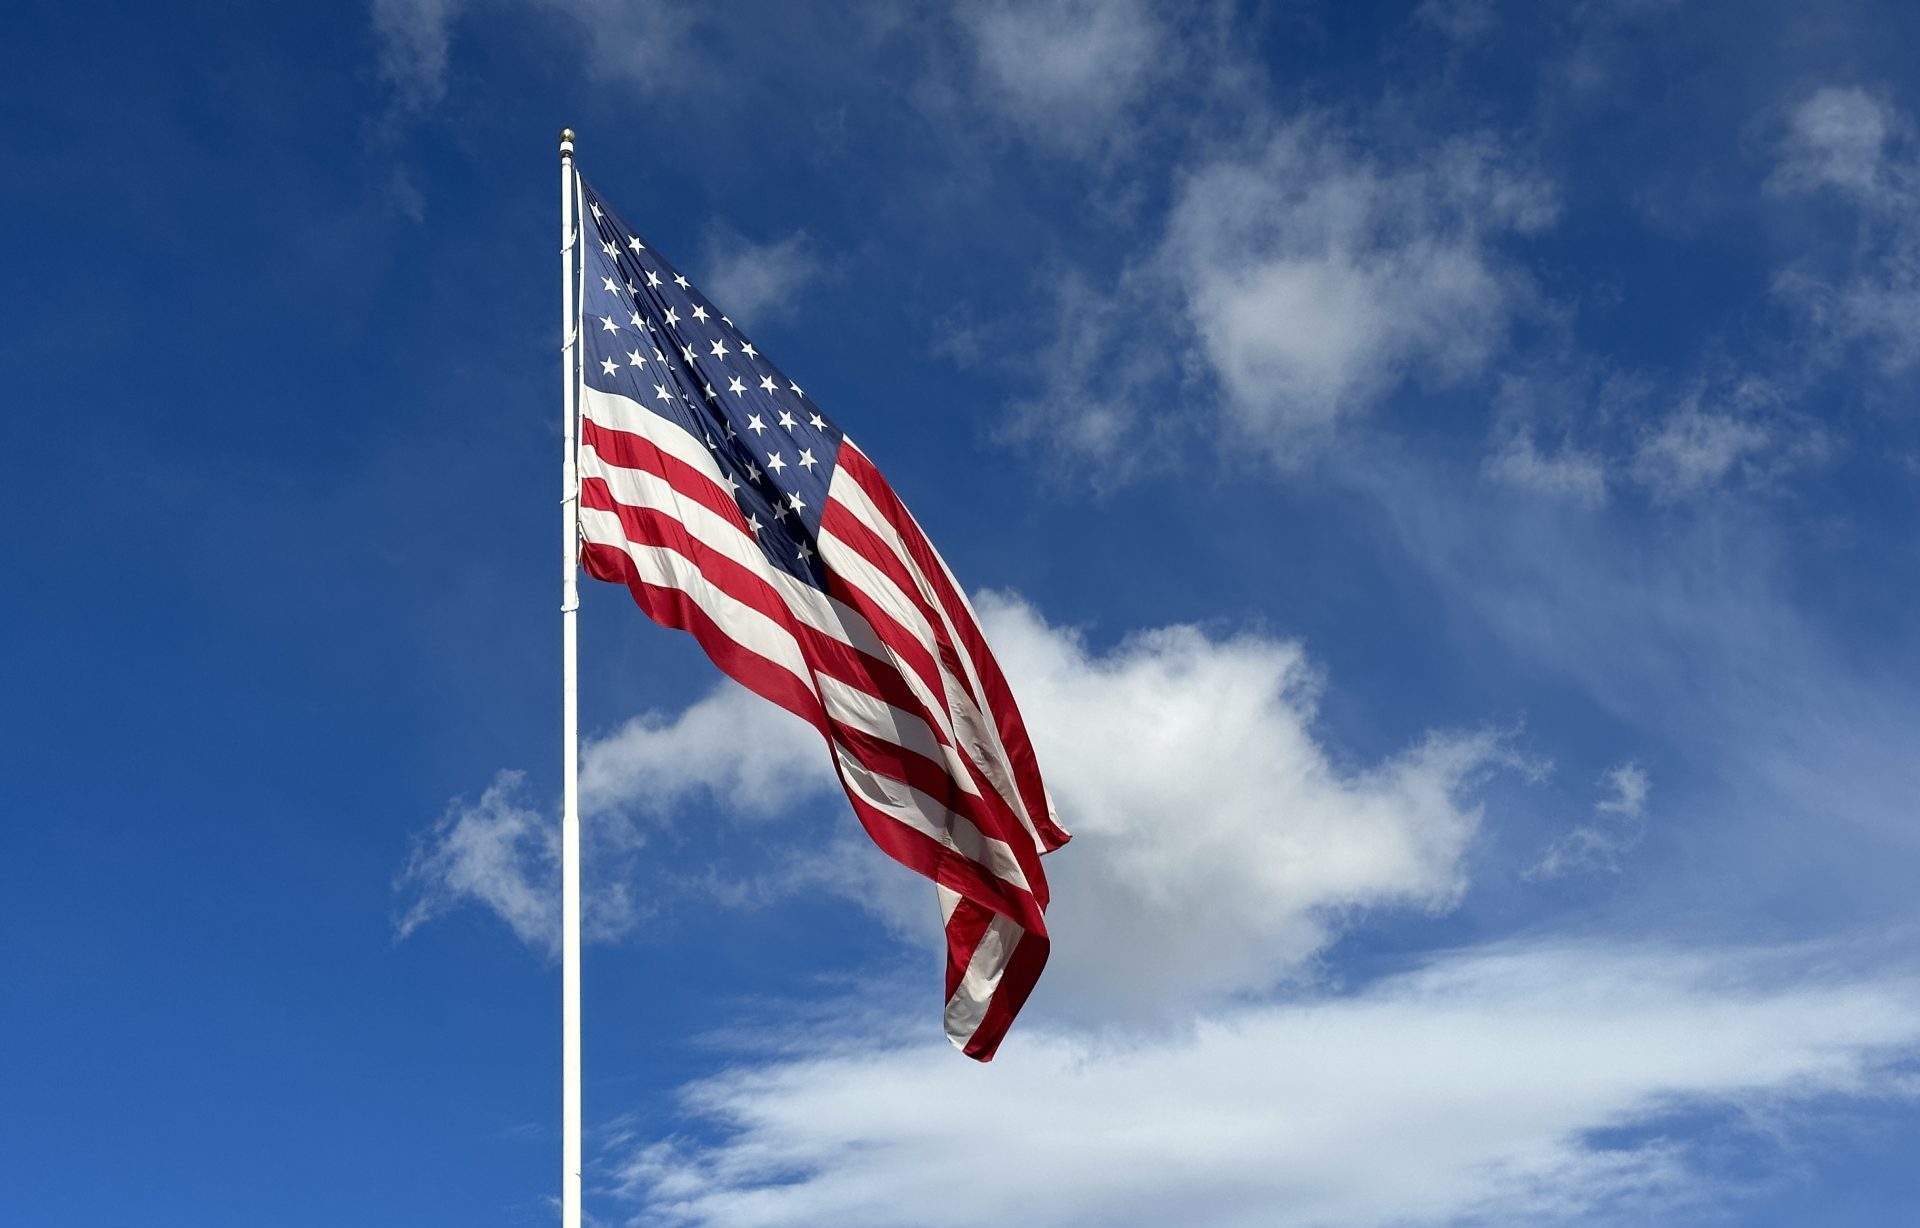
[{"x1": 558, "y1": 125, "x2": 584, "y2": 1228}]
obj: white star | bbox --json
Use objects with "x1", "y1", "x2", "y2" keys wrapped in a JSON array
[
  {"x1": 745, "y1": 513, "x2": 762, "y2": 533},
  {"x1": 646, "y1": 271, "x2": 663, "y2": 288},
  {"x1": 704, "y1": 383, "x2": 718, "y2": 401},
  {"x1": 705, "y1": 434, "x2": 719, "y2": 451},
  {"x1": 760, "y1": 376, "x2": 778, "y2": 393},
  {"x1": 797, "y1": 541, "x2": 814, "y2": 563},
  {"x1": 590, "y1": 202, "x2": 603, "y2": 219},
  {"x1": 788, "y1": 381, "x2": 804, "y2": 397},
  {"x1": 722, "y1": 316, "x2": 734, "y2": 327},
  {"x1": 600, "y1": 358, "x2": 618, "y2": 375},
  {"x1": 663, "y1": 307, "x2": 679, "y2": 328},
  {"x1": 719, "y1": 472, "x2": 739, "y2": 496},
  {"x1": 746, "y1": 413, "x2": 766, "y2": 434},
  {"x1": 797, "y1": 448, "x2": 817, "y2": 470},
  {"x1": 602, "y1": 240, "x2": 618, "y2": 258},
  {"x1": 652, "y1": 348, "x2": 665, "y2": 362},
  {"x1": 742, "y1": 342, "x2": 758, "y2": 359},
  {"x1": 627, "y1": 236, "x2": 644, "y2": 251},
  {"x1": 629, "y1": 311, "x2": 644, "y2": 330},
  {"x1": 787, "y1": 492, "x2": 806, "y2": 513},
  {"x1": 693, "y1": 305, "x2": 710, "y2": 323},
  {"x1": 600, "y1": 316, "x2": 619, "y2": 333},
  {"x1": 766, "y1": 452, "x2": 787, "y2": 473},
  {"x1": 681, "y1": 344, "x2": 697, "y2": 364},
  {"x1": 777, "y1": 410, "x2": 797, "y2": 430},
  {"x1": 729, "y1": 376, "x2": 747, "y2": 396},
  {"x1": 625, "y1": 281, "x2": 637, "y2": 296},
  {"x1": 711, "y1": 339, "x2": 730, "y2": 360},
  {"x1": 627, "y1": 349, "x2": 646, "y2": 367},
  {"x1": 746, "y1": 463, "x2": 761, "y2": 482},
  {"x1": 601, "y1": 276, "x2": 617, "y2": 293},
  {"x1": 653, "y1": 383, "x2": 672, "y2": 402},
  {"x1": 808, "y1": 413, "x2": 827, "y2": 430},
  {"x1": 673, "y1": 274, "x2": 690, "y2": 289}
]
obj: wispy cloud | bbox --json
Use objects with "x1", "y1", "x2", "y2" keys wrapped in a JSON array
[
  {"x1": 1770, "y1": 86, "x2": 1920, "y2": 373},
  {"x1": 956, "y1": 0, "x2": 1168, "y2": 154},
  {"x1": 368, "y1": 0, "x2": 464, "y2": 115},
  {"x1": 612, "y1": 940, "x2": 1920, "y2": 1228},
  {"x1": 698, "y1": 228, "x2": 827, "y2": 328},
  {"x1": 1527, "y1": 761, "x2": 1651, "y2": 880}
]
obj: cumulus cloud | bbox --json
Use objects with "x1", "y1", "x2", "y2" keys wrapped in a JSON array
[
  {"x1": 957, "y1": 0, "x2": 1166, "y2": 152},
  {"x1": 976, "y1": 593, "x2": 1500, "y2": 1017},
  {"x1": 400, "y1": 593, "x2": 1505, "y2": 1019},
  {"x1": 1527, "y1": 761, "x2": 1650, "y2": 880},
  {"x1": 612, "y1": 941, "x2": 1920, "y2": 1228}
]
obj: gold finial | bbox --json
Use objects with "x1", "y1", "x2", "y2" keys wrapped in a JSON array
[{"x1": 559, "y1": 128, "x2": 576, "y2": 159}]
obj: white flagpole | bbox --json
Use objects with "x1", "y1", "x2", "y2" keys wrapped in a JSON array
[{"x1": 558, "y1": 126, "x2": 584, "y2": 1228}]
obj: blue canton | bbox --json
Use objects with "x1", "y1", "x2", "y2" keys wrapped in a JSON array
[{"x1": 577, "y1": 179, "x2": 842, "y2": 587}]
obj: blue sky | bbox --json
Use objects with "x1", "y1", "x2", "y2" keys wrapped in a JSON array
[{"x1": 5, "y1": 0, "x2": 1920, "y2": 1223}]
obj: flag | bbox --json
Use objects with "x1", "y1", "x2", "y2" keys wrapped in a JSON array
[{"x1": 571, "y1": 177, "x2": 1070, "y2": 1060}]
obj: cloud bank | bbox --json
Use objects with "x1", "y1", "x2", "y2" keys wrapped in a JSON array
[{"x1": 616, "y1": 941, "x2": 1920, "y2": 1228}]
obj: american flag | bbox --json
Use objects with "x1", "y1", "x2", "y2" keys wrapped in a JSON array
[{"x1": 572, "y1": 177, "x2": 1070, "y2": 1060}]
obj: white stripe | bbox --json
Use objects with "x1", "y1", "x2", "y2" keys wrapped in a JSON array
[
  {"x1": 582, "y1": 384, "x2": 726, "y2": 484},
  {"x1": 944, "y1": 915, "x2": 1022, "y2": 1046}
]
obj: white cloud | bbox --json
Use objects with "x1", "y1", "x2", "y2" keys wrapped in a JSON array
[
  {"x1": 1484, "y1": 432, "x2": 1610, "y2": 506},
  {"x1": 976, "y1": 593, "x2": 1501, "y2": 1017},
  {"x1": 957, "y1": 0, "x2": 1166, "y2": 152},
  {"x1": 1160, "y1": 126, "x2": 1555, "y2": 457},
  {"x1": 1527, "y1": 761, "x2": 1650, "y2": 880},
  {"x1": 1770, "y1": 87, "x2": 1920, "y2": 374},
  {"x1": 1772, "y1": 86, "x2": 1897, "y2": 200},
  {"x1": 1013, "y1": 120, "x2": 1557, "y2": 470},
  {"x1": 369, "y1": 0, "x2": 464, "y2": 113},
  {"x1": 698, "y1": 229, "x2": 827, "y2": 328},
  {"x1": 395, "y1": 769, "x2": 561, "y2": 949},
  {"x1": 613, "y1": 941, "x2": 1920, "y2": 1228},
  {"x1": 1630, "y1": 403, "x2": 1773, "y2": 499}
]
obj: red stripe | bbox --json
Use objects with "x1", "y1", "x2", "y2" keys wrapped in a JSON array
[{"x1": 943, "y1": 898, "x2": 995, "y2": 1001}]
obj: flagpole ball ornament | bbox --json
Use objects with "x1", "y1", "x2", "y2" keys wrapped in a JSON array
[{"x1": 560, "y1": 128, "x2": 576, "y2": 159}]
